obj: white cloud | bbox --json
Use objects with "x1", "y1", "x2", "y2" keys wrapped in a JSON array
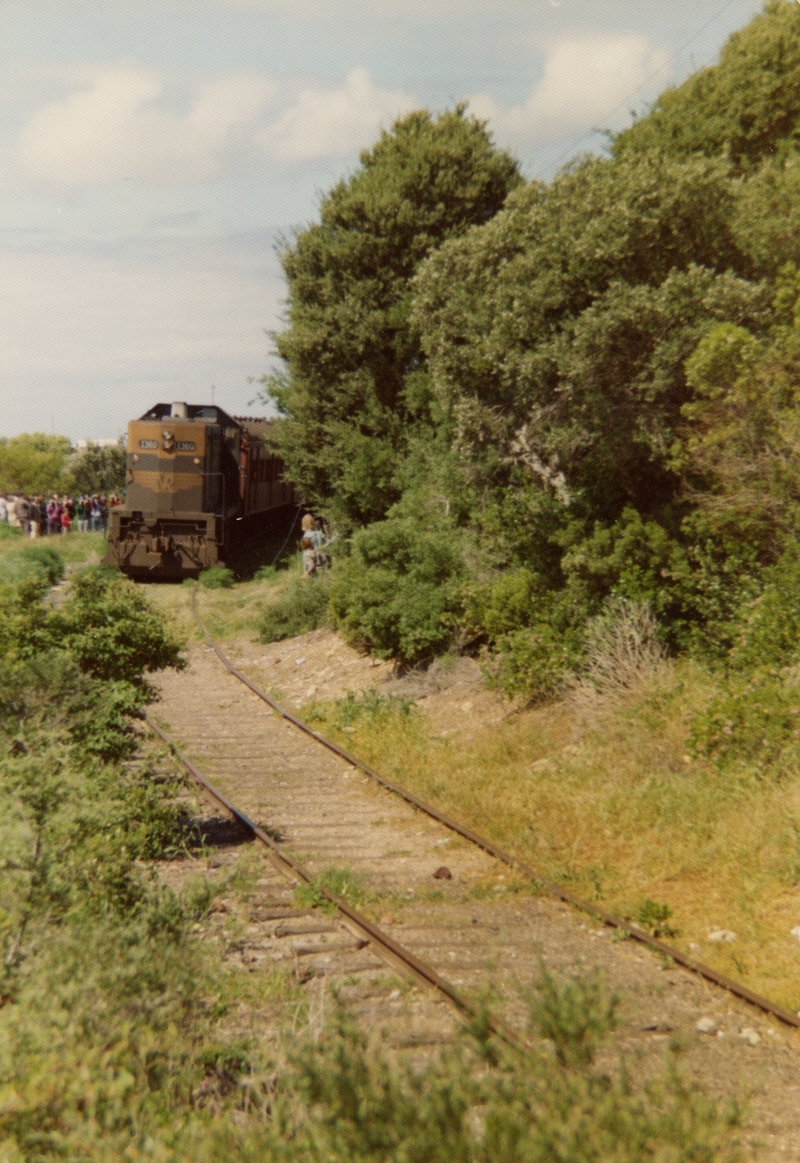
[
  {"x1": 470, "y1": 34, "x2": 669, "y2": 148},
  {"x1": 6, "y1": 63, "x2": 416, "y2": 188},
  {"x1": 0, "y1": 236, "x2": 283, "y2": 440},
  {"x1": 14, "y1": 65, "x2": 279, "y2": 186},
  {"x1": 255, "y1": 68, "x2": 416, "y2": 162}
]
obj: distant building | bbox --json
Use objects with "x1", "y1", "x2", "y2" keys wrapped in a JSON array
[{"x1": 72, "y1": 438, "x2": 121, "y2": 450}]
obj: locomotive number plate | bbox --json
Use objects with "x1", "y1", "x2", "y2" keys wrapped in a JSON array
[
  {"x1": 175, "y1": 441, "x2": 196, "y2": 451},
  {"x1": 138, "y1": 439, "x2": 158, "y2": 449}
]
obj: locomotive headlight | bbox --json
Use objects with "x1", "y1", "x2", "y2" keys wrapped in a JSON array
[
  {"x1": 132, "y1": 454, "x2": 139, "y2": 462},
  {"x1": 193, "y1": 457, "x2": 201, "y2": 465}
]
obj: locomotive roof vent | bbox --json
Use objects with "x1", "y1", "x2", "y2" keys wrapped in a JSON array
[{"x1": 170, "y1": 402, "x2": 188, "y2": 419}]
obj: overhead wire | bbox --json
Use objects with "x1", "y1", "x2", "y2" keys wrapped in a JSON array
[{"x1": 540, "y1": 0, "x2": 752, "y2": 174}]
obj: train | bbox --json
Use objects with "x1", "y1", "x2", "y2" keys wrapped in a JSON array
[{"x1": 104, "y1": 401, "x2": 299, "y2": 579}]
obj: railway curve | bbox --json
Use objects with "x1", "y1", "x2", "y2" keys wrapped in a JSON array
[{"x1": 147, "y1": 596, "x2": 800, "y2": 1157}]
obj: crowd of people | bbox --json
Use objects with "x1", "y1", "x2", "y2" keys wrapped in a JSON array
[{"x1": 0, "y1": 493, "x2": 121, "y2": 537}]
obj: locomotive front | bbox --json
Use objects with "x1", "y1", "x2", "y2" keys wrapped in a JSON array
[{"x1": 105, "y1": 402, "x2": 241, "y2": 578}]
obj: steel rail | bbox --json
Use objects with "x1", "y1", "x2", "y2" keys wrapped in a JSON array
[
  {"x1": 145, "y1": 712, "x2": 529, "y2": 1053},
  {"x1": 190, "y1": 593, "x2": 800, "y2": 1030}
]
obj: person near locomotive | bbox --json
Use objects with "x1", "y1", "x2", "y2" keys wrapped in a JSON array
[{"x1": 299, "y1": 514, "x2": 331, "y2": 577}]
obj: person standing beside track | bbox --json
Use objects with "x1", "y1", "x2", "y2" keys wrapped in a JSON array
[{"x1": 299, "y1": 513, "x2": 330, "y2": 577}]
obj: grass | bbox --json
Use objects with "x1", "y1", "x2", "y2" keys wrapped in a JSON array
[
  {"x1": 0, "y1": 529, "x2": 106, "y2": 584},
  {"x1": 147, "y1": 565, "x2": 297, "y2": 643},
  {"x1": 289, "y1": 663, "x2": 800, "y2": 1012}
]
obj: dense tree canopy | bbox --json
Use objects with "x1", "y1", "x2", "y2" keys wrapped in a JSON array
[
  {"x1": 63, "y1": 441, "x2": 126, "y2": 497},
  {"x1": 262, "y1": 106, "x2": 521, "y2": 525},
  {"x1": 614, "y1": 1, "x2": 800, "y2": 172},
  {"x1": 259, "y1": 2, "x2": 800, "y2": 682},
  {"x1": 411, "y1": 151, "x2": 766, "y2": 524},
  {"x1": 0, "y1": 434, "x2": 71, "y2": 496}
]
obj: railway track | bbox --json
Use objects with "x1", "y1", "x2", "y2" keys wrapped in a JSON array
[{"x1": 147, "y1": 596, "x2": 800, "y2": 1155}]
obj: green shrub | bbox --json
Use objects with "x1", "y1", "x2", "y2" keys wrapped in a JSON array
[
  {"x1": 0, "y1": 542, "x2": 64, "y2": 588},
  {"x1": 18, "y1": 543, "x2": 65, "y2": 585},
  {"x1": 458, "y1": 568, "x2": 544, "y2": 641},
  {"x1": 688, "y1": 673, "x2": 800, "y2": 774},
  {"x1": 329, "y1": 517, "x2": 465, "y2": 664},
  {"x1": 199, "y1": 566, "x2": 236, "y2": 589},
  {"x1": 267, "y1": 981, "x2": 738, "y2": 1163},
  {"x1": 728, "y1": 541, "x2": 800, "y2": 672},
  {"x1": 637, "y1": 899, "x2": 678, "y2": 939},
  {"x1": 52, "y1": 565, "x2": 185, "y2": 695},
  {"x1": 528, "y1": 966, "x2": 619, "y2": 1069},
  {"x1": 486, "y1": 621, "x2": 584, "y2": 703},
  {"x1": 333, "y1": 687, "x2": 415, "y2": 729},
  {"x1": 259, "y1": 570, "x2": 332, "y2": 642}
]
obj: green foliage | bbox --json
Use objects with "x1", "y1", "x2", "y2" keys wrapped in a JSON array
[
  {"x1": 458, "y1": 569, "x2": 544, "y2": 642},
  {"x1": 266, "y1": 993, "x2": 739, "y2": 1163},
  {"x1": 0, "y1": 542, "x2": 64, "y2": 590},
  {"x1": 262, "y1": 106, "x2": 521, "y2": 526},
  {"x1": 486, "y1": 621, "x2": 584, "y2": 704},
  {"x1": 249, "y1": 5, "x2": 800, "y2": 686},
  {"x1": 673, "y1": 271, "x2": 800, "y2": 565},
  {"x1": 614, "y1": 1, "x2": 800, "y2": 172},
  {"x1": 728, "y1": 543, "x2": 800, "y2": 673},
  {"x1": 688, "y1": 673, "x2": 800, "y2": 775},
  {"x1": 637, "y1": 900, "x2": 678, "y2": 939},
  {"x1": 561, "y1": 509, "x2": 678, "y2": 620},
  {"x1": 333, "y1": 687, "x2": 415, "y2": 729},
  {"x1": 734, "y1": 161, "x2": 800, "y2": 277},
  {"x1": 529, "y1": 966, "x2": 619, "y2": 1069},
  {"x1": 52, "y1": 566, "x2": 185, "y2": 695},
  {"x1": 329, "y1": 516, "x2": 465, "y2": 663},
  {"x1": 258, "y1": 570, "x2": 332, "y2": 642},
  {"x1": 62, "y1": 439, "x2": 126, "y2": 497},
  {"x1": 199, "y1": 566, "x2": 236, "y2": 589},
  {"x1": 679, "y1": 544, "x2": 800, "y2": 772},
  {"x1": 0, "y1": 433, "x2": 71, "y2": 495},
  {"x1": 412, "y1": 154, "x2": 764, "y2": 522},
  {"x1": 293, "y1": 867, "x2": 369, "y2": 915},
  {"x1": 688, "y1": 545, "x2": 800, "y2": 772}
]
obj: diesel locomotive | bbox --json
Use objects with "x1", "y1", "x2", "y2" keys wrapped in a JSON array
[{"x1": 104, "y1": 402, "x2": 298, "y2": 579}]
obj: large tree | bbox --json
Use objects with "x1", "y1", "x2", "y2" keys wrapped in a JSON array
[
  {"x1": 613, "y1": 0, "x2": 800, "y2": 173},
  {"x1": 63, "y1": 441, "x2": 126, "y2": 498},
  {"x1": 410, "y1": 150, "x2": 765, "y2": 527},
  {"x1": 0, "y1": 434, "x2": 71, "y2": 496},
  {"x1": 261, "y1": 106, "x2": 521, "y2": 526}
]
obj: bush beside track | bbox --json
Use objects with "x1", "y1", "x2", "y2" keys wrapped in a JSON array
[{"x1": 0, "y1": 539, "x2": 746, "y2": 1161}]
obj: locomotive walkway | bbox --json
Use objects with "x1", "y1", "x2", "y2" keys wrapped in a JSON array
[{"x1": 149, "y1": 611, "x2": 800, "y2": 1159}]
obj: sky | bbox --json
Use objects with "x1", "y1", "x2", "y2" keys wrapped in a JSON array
[{"x1": 1, "y1": 0, "x2": 770, "y2": 442}]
